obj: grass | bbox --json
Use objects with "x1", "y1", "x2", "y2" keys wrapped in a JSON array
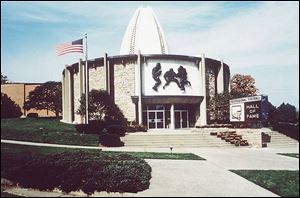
[
  {"x1": 1, "y1": 118, "x2": 205, "y2": 160},
  {"x1": 1, "y1": 143, "x2": 205, "y2": 160},
  {"x1": 231, "y1": 170, "x2": 299, "y2": 197},
  {"x1": 277, "y1": 153, "x2": 299, "y2": 158},
  {"x1": 1, "y1": 118, "x2": 99, "y2": 146}
]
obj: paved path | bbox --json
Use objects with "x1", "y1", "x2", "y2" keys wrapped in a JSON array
[
  {"x1": 1, "y1": 139, "x2": 102, "y2": 150},
  {"x1": 1, "y1": 139, "x2": 299, "y2": 197}
]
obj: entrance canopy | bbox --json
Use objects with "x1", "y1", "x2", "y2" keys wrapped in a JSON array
[{"x1": 141, "y1": 96, "x2": 203, "y2": 104}]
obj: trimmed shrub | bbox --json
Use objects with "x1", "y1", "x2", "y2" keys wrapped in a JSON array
[
  {"x1": 75, "y1": 123, "x2": 126, "y2": 137},
  {"x1": 2, "y1": 151, "x2": 151, "y2": 195},
  {"x1": 75, "y1": 120, "x2": 106, "y2": 134},
  {"x1": 27, "y1": 113, "x2": 38, "y2": 118},
  {"x1": 106, "y1": 124, "x2": 126, "y2": 137},
  {"x1": 99, "y1": 134, "x2": 124, "y2": 147}
]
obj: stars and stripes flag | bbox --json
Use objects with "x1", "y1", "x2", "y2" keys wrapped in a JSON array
[{"x1": 56, "y1": 38, "x2": 83, "y2": 56}]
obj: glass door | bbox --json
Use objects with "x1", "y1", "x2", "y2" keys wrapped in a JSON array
[
  {"x1": 175, "y1": 111, "x2": 181, "y2": 128},
  {"x1": 175, "y1": 110, "x2": 189, "y2": 128},
  {"x1": 181, "y1": 111, "x2": 188, "y2": 128},
  {"x1": 156, "y1": 111, "x2": 164, "y2": 128},
  {"x1": 148, "y1": 111, "x2": 156, "y2": 129},
  {"x1": 147, "y1": 110, "x2": 165, "y2": 129}
]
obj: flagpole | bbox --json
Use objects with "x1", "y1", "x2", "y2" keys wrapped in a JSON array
[{"x1": 85, "y1": 33, "x2": 89, "y2": 124}]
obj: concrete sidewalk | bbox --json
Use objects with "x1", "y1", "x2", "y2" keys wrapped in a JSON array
[{"x1": 1, "y1": 139, "x2": 102, "y2": 150}]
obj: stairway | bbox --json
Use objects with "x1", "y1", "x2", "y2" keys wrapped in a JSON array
[
  {"x1": 121, "y1": 130, "x2": 235, "y2": 148},
  {"x1": 265, "y1": 131, "x2": 299, "y2": 148}
]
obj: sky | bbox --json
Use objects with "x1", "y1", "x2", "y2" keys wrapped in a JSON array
[{"x1": 1, "y1": 1, "x2": 299, "y2": 108}]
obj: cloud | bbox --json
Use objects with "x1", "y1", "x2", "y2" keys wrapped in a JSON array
[
  {"x1": 165, "y1": 2, "x2": 299, "y2": 69},
  {"x1": 1, "y1": 1, "x2": 134, "y2": 24},
  {"x1": 1, "y1": 1, "x2": 298, "y2": 107}
]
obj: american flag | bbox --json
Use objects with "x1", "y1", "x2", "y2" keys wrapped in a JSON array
[{"x1": 56, "y1": 38, "x2": 83, "y2": 56}]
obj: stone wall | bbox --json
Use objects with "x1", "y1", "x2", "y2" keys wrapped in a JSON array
[
  {"x1": 89, "y1": 66, "x2": 106, "y2": 91},
  {"x1": 72, "y1": 65, "x2": 106, "y2": 123},
  {"x1": 114, "y1": 62, "x2": 136, "y2": 121},
  {"x1": 235, "y1": 129, "x2": 262, "y2": 148}
]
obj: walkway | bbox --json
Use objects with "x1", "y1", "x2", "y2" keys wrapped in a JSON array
[
  {"x1": 1, "y1": 139, "x2": 102, "y2": 150},
  {"x1": 1, "y1": 139, "x2": 299, "y2": 197}
]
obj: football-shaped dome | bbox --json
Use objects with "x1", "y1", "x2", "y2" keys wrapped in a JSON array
[{"x1": 120, "y1": 6, "x2": 169, "y2": 55}]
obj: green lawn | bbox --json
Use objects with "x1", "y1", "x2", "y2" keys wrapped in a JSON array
[
  {"x1": 1, "y1": 118, "x2": 205, "y2": 160},
  {"x1": 1, "y1": 118, "x2": 99, "y2": 146},
  {"x1": 1, "y1": 143, "x2": 204, "y2": 160},
  {"x1": 231, "y1": 170, "x2": 299, "y2": 197},
  {"x1": 277, "y1": 153, "x2": 299, "y2": 159}
]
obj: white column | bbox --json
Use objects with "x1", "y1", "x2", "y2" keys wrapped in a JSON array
[
  {"x1": 79, "y1": 59, "x2": 84, "y2": 123},
  {"x1": 137, "y1": 50, "x2": 143, "y2": 124},
  {"x1": 199, "y1": 54, "x2": 207, "y2": 126},
  {"x1": 217, "y1": 59, "x2": 224, "y2": 93},
  {"x1": 107, "y1": 59, "x2": 111, "y2": 95},
  {"x1": 61, "y1": 72, "x2": 65, "y2": 122},
  {"x1": 65, "y1": 65, "x2": 72, "y2": 123},
  {"x1": 64, "y1": 65, "x2": 69, "y2": 122},
  {"x1": 104, "y1": 53, "x2": 108, "y2": 92},
  {"x1": 170, "y1": 104, "x2": 175, "y2": 129}
]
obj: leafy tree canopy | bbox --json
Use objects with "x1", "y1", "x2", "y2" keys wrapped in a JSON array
[
  {"x1": 230, "y1": 74, "x2": 258, "y2": 98},
  {"x1": 76, "y1": 89, "x2": 127, "y2": 126},
  {"x1": 24, "y1": 81, "x2": 62, "y2": 117}
]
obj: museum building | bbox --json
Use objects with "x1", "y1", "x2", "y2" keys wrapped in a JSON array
[{"x1": 61, "y1": 6, "x2": 230, "y2": 129}]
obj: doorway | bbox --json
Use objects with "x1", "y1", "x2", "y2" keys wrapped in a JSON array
[
  {"x1": 148, "y1": 110, "x2": 165, "y2": 129},
  {"x1": 175, "y1": 110, "x2": 189, "y2": 128}
]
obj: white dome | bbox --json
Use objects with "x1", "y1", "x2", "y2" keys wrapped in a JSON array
[{"x1": 120, "y1": 6, "x2": 169, "y2": 55}]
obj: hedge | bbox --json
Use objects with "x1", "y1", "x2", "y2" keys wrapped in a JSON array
[
  {"x1": 1, "y1": 151, "x2": 152, "y2": 195},
  {"x1": 99, "y1": 134, "x2": 124, "y2": 147}
]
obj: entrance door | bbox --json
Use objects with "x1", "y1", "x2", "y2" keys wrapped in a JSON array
[
  {"x1": 156, "y1": 111, "x2": 164, "y2": 128},
  {"x1": 148, "y1": 111, "x2": 165, "y2": 129},
  {"x1": 148, "y1": 112, "x2": 156, "y2": 129},
  {"x1": 175, "y1": 110, "x2": 189, "y2": 128},
  {"x1": 181, "y1": 111, "x2": 188, "y2": 128}
]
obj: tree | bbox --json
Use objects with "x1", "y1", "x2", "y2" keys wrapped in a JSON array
[
  {"x1": 207, "y1": 92, "x2": 230, "y2": 124},
  {"x1": 267, "y1": 101, "x2": 277, "y2": 125},
  {"x1": 230, "y1": 74, "x2": 258, "y2": 98},
  {"x1": 76, "y1": 89, "x2": 127, "y2": 126},
  {"x1": 1, "y1": 73, "x2": 8, "y2": 84},
  {"x1": 275, "y1": 103, "x2": 297, "y2": 123},
  {"x1": 1, "y1": 93, "x2": 22, "y2": 118},
  {"x1": 24, "y1": 81, "x2": 62, "y2": 117}
]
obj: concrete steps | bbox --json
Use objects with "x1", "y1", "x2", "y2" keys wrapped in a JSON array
[
  {"x1": 265, "y1": 131, "x2": 299, "y2": 148},
  {"x1": 121, "y1": 131, "x2": 235, "y2": 148}
]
